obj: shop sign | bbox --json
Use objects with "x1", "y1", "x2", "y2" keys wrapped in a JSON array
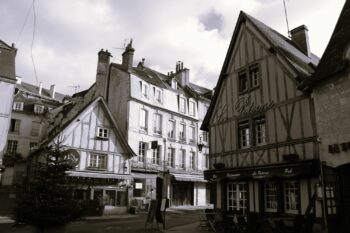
[
  {"x1": 234, "y1": 96, "x2": 274, "y2": 116},
  {"x1": 226, "y1": 173, "x2": 240, "y2": 179},
  {"x1": 251, "y1": 170, "x2": 270, "y2": 179},
  {"x1": 328, "y1": 142, "x2": 350, "y2": 153}
]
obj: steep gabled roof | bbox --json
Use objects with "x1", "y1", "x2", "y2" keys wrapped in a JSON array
[
  {"x1": 301, "y1": 0, "x2": 350, "y2": 88},
  {"x1": 42, "y1": 95, "x2": 136, "y2": 158},
  {"x1": 16, "y1": 81, "x2": 67, "y2": 103},
  {"x1": 0, "y1": 40, "x2": 14, "y2": 50},
  {"x1": 201, "y1": 11, "x2": 319, "y2": 130}
]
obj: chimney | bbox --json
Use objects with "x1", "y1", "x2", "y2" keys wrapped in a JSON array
[
  {"x1": 175, "y1": 61, "x2": 189, "y2": 87},
  {"x1": 122, "y1": 40, "x2": 135, "y2": 71},
  {"x1": 50, "y1": 84, "x2": 56, "y2": 99},
  {"x1": 16, "y1": 76, "x2": 22, "y2": 84},
  {"x1": 96, "y1": 49, "x2": 111, "y2": 98},
  {"x1": 38, "y1": 82, "x2": 43, "y2": 95},
  {"x1": 290, "y1": 25, "x2": 311, "y2": 57}
]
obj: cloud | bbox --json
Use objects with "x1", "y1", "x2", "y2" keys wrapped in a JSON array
[{"x1": 0, "y1": 0, "x2": 346, "y2": 95}]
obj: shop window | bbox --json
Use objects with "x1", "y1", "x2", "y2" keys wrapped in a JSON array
[
  {"x1": 138, "y1": 142, "x2": 147, "y2": 162},
  {"x1": 227, "y1": 182, "x2": 248, "y2": 213},
  {"x1": 88, "y1": 153, "x2": 107, "y2": 170},
  {"x1": 264, "y1": 182, "x2": 278, "y2": 212},
  {"x1": 284, "y1": 180, "x2": 300, "y2": 214}
]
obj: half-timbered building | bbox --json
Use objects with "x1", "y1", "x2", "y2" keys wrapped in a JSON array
[
  {"x1": 202, "y1": 11, "x2": 325, "y2": 231},
  {"x1": 40, "y1": 94, "x2": 136, "y2": 213}
]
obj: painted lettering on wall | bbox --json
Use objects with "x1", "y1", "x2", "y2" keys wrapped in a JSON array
[{"x1": 234, "y1": 95, "x2": 274, "y2": 116}]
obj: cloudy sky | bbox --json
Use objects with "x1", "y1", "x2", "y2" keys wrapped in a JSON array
[{"x1": 0, "y1": 0, "x2": 346, "y2": 95}]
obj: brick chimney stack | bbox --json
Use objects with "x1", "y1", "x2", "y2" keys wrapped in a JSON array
[
  {"x1": 175, "y1": 61, "x2": 189, "y2": 87},
  {"x1": 290, "y1": 25, "x2": 311, "y2": 57},
  {"x1": 122, "y1": 40, "x2": 135, "y2": 71},
  {"x1": 96, "y1": 49, "x2": 111, "y2": 98}
]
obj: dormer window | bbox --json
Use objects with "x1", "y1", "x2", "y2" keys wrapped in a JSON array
[
  {"x1": 34, "y1": 105, "x2": 44, "y2": 114},
  {"x1": 154, "y1": 88, "x2": 162, "y2": 104},
  {"x1": 13, "y1": 102, "x2": 24, "y2": 111},
  {"x1": 179, "y1": 97, "x2": 186, "y2": 113},
  {"x1": 97, "y1": 127, "x2": 109, "y2": 139},
  {"x1": 172, "y1": 79, "x2": 178, "y2": 89},
  {"x1": 141, "y1": 82, "x2": 149, "y2": 99}
]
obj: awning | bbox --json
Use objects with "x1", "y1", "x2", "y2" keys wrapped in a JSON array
[
  {"x1": 66, "y1": 171, "x2": 131, "y2": 180},
  {"x1": 171, "y1": 173, "x2": 207, "y2": 183},
  {"x1": 204, "y1": 159, "x2": 320, "y2": 181}
]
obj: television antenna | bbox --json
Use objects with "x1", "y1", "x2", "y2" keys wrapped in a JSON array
[
  {"x1": 67, "y1": 85, "x2": 80, "y2": 94},
  {"x1": 283, "y1": 0, "x2": 291, "y2": 38}
]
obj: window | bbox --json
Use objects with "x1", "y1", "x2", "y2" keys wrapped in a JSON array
[
  {"x1": 138, "y1": 142, "x2": 147, "y2": 162},
  {"x1": 155, "y1": 89, "x2": 162, "y2": 103},
  {"x1": 250, "y1": 66, "x2": 260, "y2": 88},
  {"x1": 168, "y1": 147, "x2": 175, "y2": 167},
  {"x1": 34, "y1": 105, "x2": 44, "y2": 114},
  {"x1": 29, "y1": 142, "x2": 38, "y2": 151},
  {"x1": 255, "y1": 118, "x2": 266, "y2": 145},
  {"x1": 238, "y1": 72, "x2": 248, "y2": 93},
  {"x1": 89, "y1": 153, "x2": 107, "y2": 169},
  {"x1": 153, "y1": 113, "x2": 162, "y2": 134},
  {"x1": 189, "y1": 125, "x2": 195, "y2": 142},
  {"x1": 97, "y1": 127, "x2": 109, "y2": 139},
  {"x1": 238, "y1": 64, "x2": 260, "y2": 94},
  {"x1": 152, "y1": 146, "x2": 160, "y2": 164},
  {"x1": 179, "y1": 97, "x2": 186, "y2": 113},
  {"x1": 9, "y1": 119, "x2": 21, "y2": 133},
  {"x1": 227, "y1": 182, "x2": 248, "y2": 212},
  {"x1": 265, "y1": 182, "x2": 278, "y2": 212},
  {"x1": 238, "y1": 121, "x2": 250, "y2": 149},
  {"x1": 141, "y1": 83, "x2": 149, "y2": 98},
  {"x1": 7, "y1": 140, "x2": 18, "y2": 154},
  {"x1": 189, "y1": 151, "x2": 196, "y2": 170},
  {"x1": 284, "y1": 180, "x2": 300, "y2": 214},
  {"x1": 179, "y1": 124, "x2": 186, "y2": 141},
  {"x1": 202, "y1": 131, "x2": 209, "y2": 142},
  {"x1": 133, "y1": 178, "x2": 146, "y2": 197},
  {"x1": 13, "y1": 102, "x2": 23, "y2": 111},
  {"x1": 179, "y1": 149, "x2": 186, "y2": 169},
  {"x1": 31, "y1": 121, "x2": 40, "y2": 136},
  {"x1": 139, "y1": 109, "x2": 148, "y2": 130},
  {"x1": 204, "y1": 153, "x2": 209, "y2": 168},
  {"x1": 189, "y1": 101, "x2": 195, "y2": 116},
  {"x1": 168, "y1": 120, "x2": 176, "y2": 139}
]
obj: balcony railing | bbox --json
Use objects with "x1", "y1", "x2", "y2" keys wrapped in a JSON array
[{"x1": 131, "y1": 159, "x2": 202, "y2": 174}]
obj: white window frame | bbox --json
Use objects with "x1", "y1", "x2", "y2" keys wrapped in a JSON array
[
  {"x1": 179, "y1": 123, "x2": 186, "y2": 141},
  {"x1": 168, "y1": 120, "x2": 176, "y2": 139},
  {"x1": 7, "y1": 140, "x2": 18, "y2": 154},
  {"x1": 141, "y1": 82, "x2": 149, "y2": 99},
  {"x1": 227, "y1": 182, "x2": 248, "y2": 212},
  {"x1": 154, "y1": 88, "x2": 163, "y2": 104},
  {"x1": 179, "y1": 97, "x2": 186, "y2": 113},
  {"x1": 88, "y1": 153, "x2": 107, "y2": 170},
  {"x1": 138, "y1": 142, "x2": 147, "y2": 162},
  {"x1": 189, "y1": 125, "x2": 196, "y2": 143},
  {"x1": 189, "y1": 100, "x2": 196, "y2": 116},
  {"x1": 152, "y1": 146, "x2": 160, "y2": 164},
  {"x1": 97, "y1": 127, "x2": 109, "y2": 139},
  {"x1": 238, "y1": 121, "x2": 250, "y2": 149},
  {"x1": 168, "y1": 147, "x2": 175, "y2": 168},
  {"x1": 264, "y1": 182, "x2": 278, "y2": 212},
  {"x1": 284, "y1": 180, "x2": 300, "y2": 214},
  {"x1": 179, "y1": 149, "x2": 186, "y2": 169},
  {"x1": 34, "y1": 104, "x2": 45, "y2": 114},
  {"x1": 13, "y1": 102, "x2": 24, "y2": 111},
  {"x1": 153, "y1": 113, "x2": 162, "y2": 135},
  {"x1": 139, "y1": 108, "x2": 148, "y2": 131}
]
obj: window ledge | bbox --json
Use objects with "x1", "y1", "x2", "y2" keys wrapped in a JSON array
[{"x1": 95, "y1": 136, "x2": 109, "y2": 141}]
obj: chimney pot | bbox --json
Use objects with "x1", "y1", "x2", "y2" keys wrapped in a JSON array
[
  {"x1": 122, "y1": 40, "x2": 135, "y2": 71},
  {"x1": 39, "y1": 82, "x2": 43, "y2": 96},
  {"x1": 290, "y1": 25, "x2": 311, "y2": 57},
  {"x1": 50, "y1": 84, "x2": 56, "y2": 99}
]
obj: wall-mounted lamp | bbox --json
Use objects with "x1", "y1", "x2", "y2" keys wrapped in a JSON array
[{"x1": 197, "y1": 140, "x2": 204, "y2": 152}]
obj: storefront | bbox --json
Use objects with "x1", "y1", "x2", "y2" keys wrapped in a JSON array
[{"x1": 204, "y1": 160, "x2": 320, "y2": 217}]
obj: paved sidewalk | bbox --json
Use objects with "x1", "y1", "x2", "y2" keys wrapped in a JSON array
[{"x1": 165, "y1": 222, "x2": 209, "y2": 233}]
